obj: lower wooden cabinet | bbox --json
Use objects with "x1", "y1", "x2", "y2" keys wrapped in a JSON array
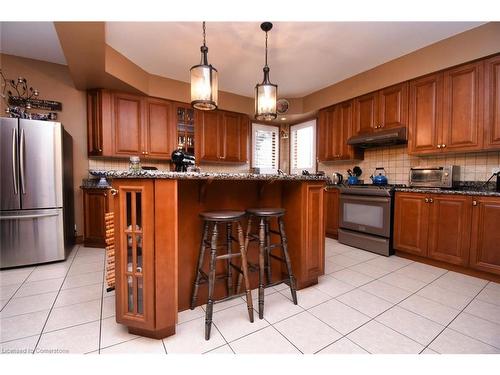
[
  {"x1": 427, "y1": 195, "x2": 471, "y2": 266},
  {"x1": 394, "y1": 192, "x2": 500, "y2": 276},
  {"x1": 393, "y1": 192, "x2": 430, "y2": 257},
  {"x1": 469, "y1": 196, "x2": 500, "y2": 275},
  {"x1": 83, "y1": 188, "x2": 110, "y2": 247},
  {"x1": 325, "y1": 188, "x2": 339, "y2": 239}
]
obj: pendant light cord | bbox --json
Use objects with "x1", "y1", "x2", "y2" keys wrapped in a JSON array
[
  {"x1": 203, "y1": 21, "x2": 206, "y2": 47},
  {"x1": 264, "y1": 31, "x2": 268, "y2": 68}
]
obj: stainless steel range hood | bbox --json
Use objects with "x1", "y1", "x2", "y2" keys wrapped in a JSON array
[{"x1": 347, "y1": 127, "x2": 407, "y2": 148}]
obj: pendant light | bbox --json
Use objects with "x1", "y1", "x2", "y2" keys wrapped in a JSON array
[
  {"x1": 255, "y1": 22, "x2": 277, "y2": 121},
  {"x1": 190, "y1": 22, "x2": 218, "y2": 110}
]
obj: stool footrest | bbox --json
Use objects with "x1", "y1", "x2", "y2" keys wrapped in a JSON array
[
  {"x1": 266, "y1": 280, "x2": 290, "y2": 289},
  {"x1": 268, "y1": 229, "x2": 281, "y2": 236},
  {"x1": 216, "y1": 253, "x2": 242, "y2": 261},
  {"x1": 197, "y1": 269, "x2": 233, "y2": 284},
  {"x1": 269, "y1": 253, "x2": 285, "y2": 262},
  {"x1": 214, "y1": 292, "x2": 250, "y2": 305}
]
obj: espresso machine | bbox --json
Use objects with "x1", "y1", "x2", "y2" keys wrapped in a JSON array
[{"x1": 171, "y1": 147, "x2": 196, "y2": 172}]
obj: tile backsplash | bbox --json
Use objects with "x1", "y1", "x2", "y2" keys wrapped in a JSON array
[{"x1": 319, "y1": 146, "x2": 500, "y2": 185}]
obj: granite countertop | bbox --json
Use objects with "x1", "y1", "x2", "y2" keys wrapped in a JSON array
[
  {"x1": 395, "y1": 182, "x2": 500, "y2": 197},
  {"x1": 80, "y1": 178, "x2": 111, "y2": 189},
  {"x1": 89, "y1": 169, "x2": 330, "y2": 182}
]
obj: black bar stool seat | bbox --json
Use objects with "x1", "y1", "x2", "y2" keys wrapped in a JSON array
[
  {"x1": 191, "y1": 210, "x2": 254, "y2": 340},
  {"x1": 199, "y1": 211, "x2": 246, "y2": 221},
  {"x1": 245, "y1": 208, "x2": 285, "y2": 217},
  {"x1": 238, "y1": 207, "x2": 298, "y2": 320}
]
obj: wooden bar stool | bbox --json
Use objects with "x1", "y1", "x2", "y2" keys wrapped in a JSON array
[
  {"x1": 190, "y1": 210, "x2": 254, "y2": 340},
  {"x1": 237, "y1": 208, "x2": 298, "y2": 319}
]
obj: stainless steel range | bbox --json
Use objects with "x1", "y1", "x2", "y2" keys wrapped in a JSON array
[{"x1": 338, "y1": 184, "x2": 404, "y2": 256}]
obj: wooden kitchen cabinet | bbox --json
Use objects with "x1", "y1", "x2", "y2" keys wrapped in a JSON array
[
  {"x1": 113, "y1": 92, "x2": 144, "y2": 156},
  {"x1": 469, "y1": 196, "x2": 500, "y2": 275},
  {"x1": 86, "y1": 89, "x2": 176, "y2": 160},
  {"x1": 427, "y1": 195, "x2": 472, "y2": 266},
  {"x1": 113, "y1": 180, "x2": 155, "y2": 332},
  {"x1": 317, "y1": 100, "x2": 362, "y2": 162},
  {"x1": 408, "y1": 73, "x2": 443, "y2": 155},
  {"x1": 354, "y1": 91, "x2": 378, "y2": 135},
  {"x1": 324, "y1": 187, "x2": 339, "y2": 239},
  {"x1": 441, "y1": 61, "x2": 484, "y2": 152},
  {"x1": 377, "y1": 82, "x2": 409, "y2": 130},
  {"x1": 83, "y1": 188, "x2": 110, "y2": 247},
  {"x1": 484, "y1": 55, "x2": 500, "y2": 150},
  {"x1": 409, "y1": 61, "x2": 484, "y2": 155},
  {"x1": 393, "y1": 192, "x2": 430, "y2": 257},
  {"x1": 195, "y1": 109, "x2": 249, "y2": 163}
]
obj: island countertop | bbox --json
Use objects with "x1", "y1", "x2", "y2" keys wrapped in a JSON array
[{"x1": 89, "y1": 169, "x2": 330, "y2": 182}]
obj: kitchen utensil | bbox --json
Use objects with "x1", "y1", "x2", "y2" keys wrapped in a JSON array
[
  {"x1": 370, "y1": 167, "x2": 388, "y2": 185},
  {"x1": 352, "y1": 166, "x2": 362, "y2": 177},
  {"x1": 331, "y1": 172, "x2": 343, "y2": 185},
  {"x1": 347, "y1": 169, "x2": 353, "y2": 177}
]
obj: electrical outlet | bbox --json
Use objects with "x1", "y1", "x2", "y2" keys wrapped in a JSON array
[{"x1": 492, "y1": 167, "x2": 500, "y2": 175}]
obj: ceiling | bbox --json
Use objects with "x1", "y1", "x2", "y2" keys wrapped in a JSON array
[
  {"x1": 0, "y1": 22, "x2": 485, "y2": 99},
  {"x1": 0, "y1": 22, "x2": 67, "y2": 65},
  {"x1": 106, "y1": 22, "x2": 484, "y2": 98}
]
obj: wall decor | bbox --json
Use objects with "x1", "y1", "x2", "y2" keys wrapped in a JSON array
[
  {"x1": 277, "y1": 98, "x2": 290, "y2": 114},
  {"x1": 0, "y1": 69, "x2": 60, "y2": 120}
]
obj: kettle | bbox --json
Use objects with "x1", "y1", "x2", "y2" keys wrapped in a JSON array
[
  {"x1": 370, "y1": 167, "x2": 388, "y2": 185},
  {"x1": 331, "y1": 172, "x2": 343, "y2": 185}
]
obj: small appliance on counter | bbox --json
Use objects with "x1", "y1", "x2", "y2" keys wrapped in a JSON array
[
  {"x1": 370, "y1": 167, "x2": 388, "y2": 186},
  {"x1": 409, "y1": 166, "x2": 459, "y2": 188},
  {"x1": 331, "y1": 172, "x2": 343, "y2": 185},
  {"x1": 171, "y1": 146, "x2": 196, "y2": 172}
]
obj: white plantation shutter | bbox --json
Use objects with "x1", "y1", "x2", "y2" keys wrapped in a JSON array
[
  {"x1": 252, "y1": 123, "x2": 279, "y2": 174},
  {"x1": 290, "y1": 120, "x2": 317, "y2": 175}
]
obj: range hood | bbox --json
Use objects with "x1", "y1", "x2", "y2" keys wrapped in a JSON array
[{"x1": 347, "y1": 127, "x2": 407, "y2": 148}]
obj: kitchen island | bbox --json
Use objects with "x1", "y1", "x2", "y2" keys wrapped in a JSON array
[{"x1": 91, "y1": 170, "x2": 328, "y2": 339}]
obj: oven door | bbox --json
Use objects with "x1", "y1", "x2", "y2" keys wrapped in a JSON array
[{"x1": 339, "y1": 194, "x2": 391, "y2": 238}]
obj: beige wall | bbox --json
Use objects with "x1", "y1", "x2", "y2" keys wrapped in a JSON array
[{"x1": 1, "y1": 53, "x2": 88, "y2": 237}]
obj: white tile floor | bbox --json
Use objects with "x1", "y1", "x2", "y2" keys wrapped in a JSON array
[{"x1": 1, "y1": 239, "x2": 500, "y2": 354}]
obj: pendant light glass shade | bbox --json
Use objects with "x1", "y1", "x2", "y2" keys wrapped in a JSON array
[
  {"x1": 255, "y1": 22, "x2": 277, "y2": 121},
  {"x1": 190, "y1": 22, "x2": 218, "y2": 111}
]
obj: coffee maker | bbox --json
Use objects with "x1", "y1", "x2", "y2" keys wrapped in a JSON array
[{"x1": 171, "y1": 147, "x2": 196, "y2": 172}]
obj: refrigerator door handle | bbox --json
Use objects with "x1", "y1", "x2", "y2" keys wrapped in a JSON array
[
  {"x1": 20, "y1": 128, "x2": 26, "y2": 195},
  {"x1": 0, "y1": 212, "x2": 60, "y2": 220},
  {"x1": 12, "y1": 127, "x2": 18, "y2": 195}
]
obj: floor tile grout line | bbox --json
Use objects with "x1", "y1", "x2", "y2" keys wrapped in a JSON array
[
  {"x1": 98, "y1": 250, "x2": 106, "y2": 354},
  {"x1": 0, "y1": 266, "x2": 37, "y2": 313},
  {"x1": 268, "y1": 323, "x2": 304, "y2": 354},
  {"x1": 444, "y1": 326, "x2": 500, "y2": 351},
  {"x1": 418, "y1": 281, "x2": 493, "y2": 354},
  {"x1": 32, "y1": 245, "x2": 81, "y2": 353}
]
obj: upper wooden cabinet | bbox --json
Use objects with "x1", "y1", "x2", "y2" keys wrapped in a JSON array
[
  {"x1": 195, "y1": 109, "x2": 249, "y2": 163},
  {"x1": 354, "y1": 92, "x2": 378, "y2": 135},
  {"x1": 378, "y1": 82, "x2": 409, "y2": 130},
  {"x1": 87, "y1": 89, "x2": 177, "y2": 160},
  {"x1": 408, "y1": 73, "x2": 443, "y2": 155},
  {"x1": 353, "y1": 82, "x2": 408, "y2": 135},
  {"x1": 409, "y1": 61, "x2": 485, "y2": 155},
  {"x1": 441, "y1": 61, "x2": 484, "y2": 152},
  {"x1": 317, "y1": 100, "x2": 362, "y2": 162},
  {"x1": 469, "y1": 196, "x2": 500, "y2": 275},
  {"x1": 485, "y1": 55, "x2": 500, "y2": 150}
]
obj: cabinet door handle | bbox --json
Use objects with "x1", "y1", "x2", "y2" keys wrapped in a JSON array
[
  {"x1": 437, "y1": 144, "x2": 441, "y2": 149},
  {"x1": 110, "y1": 188, "x2": 118, "y2": 196},
  {"x1": 98, "y1": 148, "x2": 102, "y2": 152},
  {"x1": 425, "y1": 198, "x2": 429, "y2": 203},
  {"x1": 220, "y1": 156, "x2": 225, "y2": 159},
  {"x1": 429, "y1": 198, "x2": 434, "y2": 203},
  {"x1": 441, "y1": 144, "x2": 446, "y2": 148},
  {"x1": 472, "y1": 200, "x2": 477, "y2": 206}
]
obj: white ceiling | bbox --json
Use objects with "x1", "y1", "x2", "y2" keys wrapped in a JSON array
[
  {"x1": 0, "y1": 22, "x2": 67, "y2": 65},
  {"x1": 106, "y1": 22, "x2": 484, "y2": 98}
]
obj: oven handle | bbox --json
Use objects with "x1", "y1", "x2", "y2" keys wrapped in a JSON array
[{"x1": 340, "y1": 195, "x2": 390, "y2": 203}]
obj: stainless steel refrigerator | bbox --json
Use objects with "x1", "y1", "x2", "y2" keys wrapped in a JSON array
[{"x1": 1, "y1": 118, "x2": 74, "y2": 268}]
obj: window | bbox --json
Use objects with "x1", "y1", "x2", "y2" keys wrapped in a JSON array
[
  {"x1": 290, "y1": 120, "x2": 316, "y2": 175},
  {"x1": 251, "y1": 123, "x2": 279, "y2": 174}
]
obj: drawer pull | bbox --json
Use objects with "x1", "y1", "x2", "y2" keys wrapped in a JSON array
[{"x1": 110, "y1": 188, "x2": 118, "y2": 196}]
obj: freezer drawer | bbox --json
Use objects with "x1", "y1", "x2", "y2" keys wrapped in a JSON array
[{"x1": 0, "y1": 209, "x2": 66, "y2": 268}]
